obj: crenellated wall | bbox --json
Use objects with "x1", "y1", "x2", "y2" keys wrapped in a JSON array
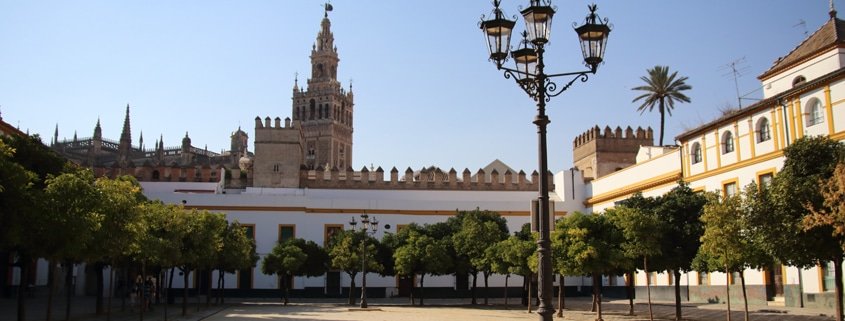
[
  {"x1": 253, "y1": 116, "x2": 303, "y2": 188},
  {"x1": 299, "y1": 166, "x2": 552, "y2": 191},
  {"x1": 573, "y1": 125, "x2": 654, "y2": 181}
]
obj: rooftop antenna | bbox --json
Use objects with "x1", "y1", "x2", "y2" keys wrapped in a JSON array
[
  {"x1": 794, "y1": 19, "x2": 808, "y2": 37},
  {"x1": 720, "y1": 57, "x2": 751, "y2": 108}
]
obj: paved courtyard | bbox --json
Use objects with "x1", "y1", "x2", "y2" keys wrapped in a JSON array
[
  {"x1": 1, "y1": 296, "x2": 838, "y2": 321},
  {"x1": 203, "y1": 300, "x2": 837, "y2": 321}
]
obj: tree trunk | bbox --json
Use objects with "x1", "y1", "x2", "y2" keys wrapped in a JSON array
[
  {"x1": 419, "y1": 274, "x2": 425, "y2": 306},
  {"x1": 121, "y1": 269, "x2": 127, "y2": 312},
  {"x1": 645, "y1": 257, "x2": 654, "y2": 321},
  {"x1": 95, "y1": 263, "x2": 105, "y2": 315},
  {"x1": 348, "y1": 273, "x2": 356, "y2": 306},
  {"x1": 726, "y1": 265, "x2": 732, "y2": 321},
  {"x1": 64, "y1": 261, "x2": 73, "y2": 321},
  {"x1": 471, "y1": 271, "x2": 478, "y2": 305},
  {"x1": 527, "y1": 274, "x2": 532, "y2": 313},
  {"x1": 282, "y1": 274, "x2": 289, "y2": 306},
  {"x1": 196, "y1": 270, "x2": 202, "y2": 312},
  {"x1": 160, "y1": 270, "x2": 167, "y2": 321},
  {"x1": 166, "y1": 267, "x2": 175, "y2": 321},
  {"x1": 834, "y1": 257, "x2": 844, "y2": 321},
  {"x1": 740, "y1": 271, "x2": 749, "y2": 321},
  {"x1": 674, "y1": 269, "x2": 683, "y2": 321},
  {"x1": 220, "y1": 271, "x2": 225, "y2": 305},
  {"x1": 409, "y1": 275, "x2": 415, "y2": 306},
  {"x1": 593, "y1": 272, "x2": 604, "y2": 321},
  {"x1": 107, "y1": 265, "x2": 114, "y2": 321},
  {"x1": 206, "y1": 270, "x2": 212, "y2": 307},
  {"x1": 505, "y1": 274, "x2": 510, "y2": 307},
  {"x1": 182, "y1": 269, "x2": 189, "y2": 316},
  {"x1": 217, "y1": 270, "x2": 224, "y2": 305},
  {"x1": 16, "y1": 255, "x2": 29, "y2": 321},
  {"x1": 626, "y1": 271, "x2": 635, "y2": 316},
  {"x1": 556, "y1": 274, "x2": 564, "y2": 317},
  {"x1": 139, "y1": 265, "x2": 145, "y2": 321},
  {"x1": 658, "y1": 100, "x2": 666, "y2": 146},
  {"x1": 521, "y1": 276, "x2": 528, "y2": 307},
  {"x1": 483, "y1": 271, "x2": 489, "y2": 305},
  {"x1": 46, "y1": 261, "x2": 55, "y2": 321}
]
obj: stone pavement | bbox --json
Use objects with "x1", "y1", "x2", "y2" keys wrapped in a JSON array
[{"x1": 0, "y1": 295, "x2": 839, "y2": 321}]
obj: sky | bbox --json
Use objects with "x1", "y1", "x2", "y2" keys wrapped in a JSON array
[{"x1": 0, "y1": 1, "x2": 838, "y2": 173}]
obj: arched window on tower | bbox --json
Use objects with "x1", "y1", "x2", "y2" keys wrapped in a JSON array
[{"x1": 309, "y1": 99, "x2": 316, "y2": 120}]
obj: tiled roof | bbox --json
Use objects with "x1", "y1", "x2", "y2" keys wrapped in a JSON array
[
  {"x1": 759, "y1": 16, "x2": 845, "y2": 80},
  {"x1": 678, "y1": 66, "x2": 845, "y2": 142}
]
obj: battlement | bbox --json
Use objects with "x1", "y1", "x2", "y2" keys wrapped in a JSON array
[
  {"x1": 572, "y1": 125, "x2": 655, "y2": 181},
  {"x1": 253, "y1": 116, "x2": 303, "y2": 188},
  {"x1": 573, "y1": 125, "x2": 653, "y2": 148},
  {"x1": 255, "y1": 116, "x2": 297, "y2": 130},
  {"x1": 254, "y1": 116, "x2": 301, "y2": 144},
  {"x1": 299, "y1": 166, "x2": 552, "y2": 191}
]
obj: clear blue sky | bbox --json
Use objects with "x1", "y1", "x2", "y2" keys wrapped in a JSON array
[{"x1": 0, "y1": 1, "x2": 836, "y2": 173}]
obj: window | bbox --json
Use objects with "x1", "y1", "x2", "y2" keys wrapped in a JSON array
[
  {"x1": 698, "y1": 272, "x2": 710, "y2": 286},
  {"x1": 691, "y1": 142, "x2": 702, "y2": 164},
  {"x1": 792, "y1": 75, "x2": 806, "y2": 87},
  {"x1": 807, "y1": 99, "x2": 824, "y2": 127},
  {"x1": 278, "y1": 225, "x2": 295, "y2": 243},
  {"x1": 722, "y1": 131, "x2": 734, "y2": 154},
  {"x1": 757, "y1": 117, "x2": 771, "y2": 143},
  {"x1": 309, "y1": 100, "x2": 316, "y2": 120},
  {"x1": 723, "y1": 181, "x2": 738, "y2": 197},
  {"x1": 823, "y1": 261, "x2": 836, "y2": 291},
  {"x1": 730, "y1": 271, "x2": 741, "y2": 285},
  {"x1": 324, "y1": 224, "x2": 344, "y2": 247},
  {"x1": 758, "y1": 173, "x2": 774, "y2": 188}
]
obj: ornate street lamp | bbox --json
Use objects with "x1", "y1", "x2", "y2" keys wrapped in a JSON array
[
  {"x1": 480, "y1": 1, "x2": 611, "y2": 321},
  {"x1": 349, "y1": 212, "x2": 379, "y2": 309}
]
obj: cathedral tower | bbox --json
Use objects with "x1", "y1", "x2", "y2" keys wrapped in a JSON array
[
  {"x1": 291, "y1": 8, "x2": 354, "y2": 170},
  {"x1": 118, "y1": 104, "x2": 132, "y2": 166}
]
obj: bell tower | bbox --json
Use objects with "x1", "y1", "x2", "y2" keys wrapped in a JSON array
[{"x1": 292, "y1": 5, "x2": 354, "y2": 170}]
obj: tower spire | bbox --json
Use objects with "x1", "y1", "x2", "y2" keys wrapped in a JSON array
[
  {"x1": 832, "y1": 0, "x2": 838, "y2": 19},
  {"x1": 120, "y1": 104, "x2": 132, "y2": 143},
  {"x1": 94, "y1": 118, "x2": 102, "y2": 139}
]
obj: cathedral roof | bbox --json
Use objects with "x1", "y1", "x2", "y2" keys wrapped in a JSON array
[{"x1": 759, "y1": 15, "x2": 845, "y2": 80}]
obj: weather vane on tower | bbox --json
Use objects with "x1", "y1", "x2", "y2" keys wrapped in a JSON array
[{"x1": 324, "y1": 2, "x2": 333, "y2": 17}]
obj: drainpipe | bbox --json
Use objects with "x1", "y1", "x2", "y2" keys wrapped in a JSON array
[{"x1": 781, "y1": 99, "x2": 791, "y2": 147}]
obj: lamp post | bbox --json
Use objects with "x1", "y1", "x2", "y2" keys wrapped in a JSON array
[
  {"x1": 349, "y1": 213, "x2": 379, "y2": 308},
  {"x1": 480, "y1": 1, "x2": 611, "y2": 321}
]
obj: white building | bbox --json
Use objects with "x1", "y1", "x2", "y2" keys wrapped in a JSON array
[{"x1": 9, "y1": 3, "x2": 845, "y2": 311}]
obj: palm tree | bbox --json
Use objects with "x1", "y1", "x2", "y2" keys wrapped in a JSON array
[{"x1": 632, "y1": 65, "x2": 692, "y2": 146}]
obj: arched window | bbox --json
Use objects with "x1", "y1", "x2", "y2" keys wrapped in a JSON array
[
  {"x1": 807, "y1": 99, "x2": 824, "y2": 126},
  {"x1": 309, "y1": 99, "x2": 316, "y2": 120},
  {"x1": 722, "y1": 131, "x2": 734, "y2": 154},
  {"x1": 757, "y1": 117, "x2": 771, "y2": 143},
  {"x1": 792, "y1": 76, "x2": 806, "y2": 88},
  {"x1": 152, "y1": 170, "x2": 160, "y2": 180},
  {"x1": 691, "y1": 142, "x2": 702, "y2": 164}
]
